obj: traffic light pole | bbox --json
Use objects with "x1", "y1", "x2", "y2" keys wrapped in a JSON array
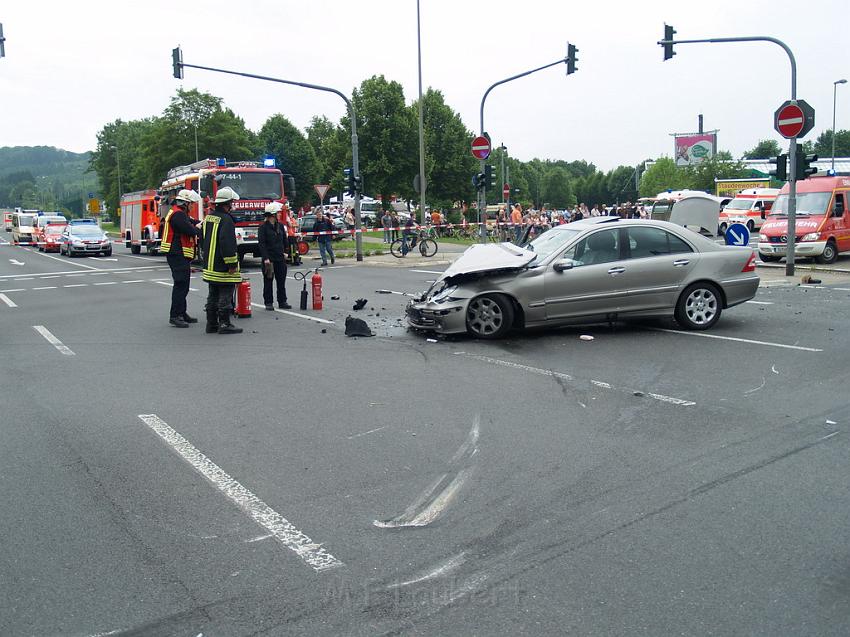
[
  {"x1": 479, "y1": 55, "x2": 569, "y2": 243},
  {"x1": 174, "y1": 57, "x2": 365, "y2": 261},
  {"x1": 658, "y1": 34, "x2": 799, "y2": 275}
]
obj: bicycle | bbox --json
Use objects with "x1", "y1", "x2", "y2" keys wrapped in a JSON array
[{"x1": 390, "y1": 229, "x2": 438, "y2": 258}]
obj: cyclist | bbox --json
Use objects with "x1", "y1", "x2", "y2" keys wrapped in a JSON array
[{"x1": 401, "y1": 215, "x2": 418, "y2": 255}]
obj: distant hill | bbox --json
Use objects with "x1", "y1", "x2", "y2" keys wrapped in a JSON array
[
  {"x1": 0, "y1": 146, "x2": 99, "y2": 214},
  {"x1": 0, "y1": 145, "x2": 92, "y2": 178}
]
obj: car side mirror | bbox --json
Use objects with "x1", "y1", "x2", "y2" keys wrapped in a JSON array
[
  {"x1": 553, "y1": 258, "x2": 576, "y2": 273},
  {"x1": 834, "y1": 202, "x2": 845, "y2": 217}
]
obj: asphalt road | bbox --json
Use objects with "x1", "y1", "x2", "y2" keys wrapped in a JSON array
[{"x1": 2, "y1": 237, "x2": 850, "y2": 636}]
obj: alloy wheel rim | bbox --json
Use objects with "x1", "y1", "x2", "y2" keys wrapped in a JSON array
[
  {"x1": 685, "y1": 289, "x2": 717, "y2": 325},
  {"x1": 468, "y1": 298, "x2": 503, "y2": 335}
]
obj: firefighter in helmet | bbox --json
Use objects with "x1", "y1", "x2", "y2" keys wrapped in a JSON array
[
  {"x1": 160, "y1": 188, "x2": 202, "y2": 328},
  {"x1": 201, "y1": 186, "x2": 243, "y2": 335}
]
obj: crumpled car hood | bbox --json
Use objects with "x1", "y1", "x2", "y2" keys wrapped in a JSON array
[{"x1": 438, "y1": 242, "x2": 536, "y2": 280}]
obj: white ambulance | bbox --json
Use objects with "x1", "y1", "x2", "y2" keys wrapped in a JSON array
[{"x1": 718, "y1": 188, "x2": 780, "y2": 234}]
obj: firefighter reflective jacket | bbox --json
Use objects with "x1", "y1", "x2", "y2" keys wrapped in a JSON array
[
  {"x1": 201, "y1": 208, "x2": 241, "y2": 284},
  {"x1": 160, "y1": 205, "x2": 198, "y2": 259}
]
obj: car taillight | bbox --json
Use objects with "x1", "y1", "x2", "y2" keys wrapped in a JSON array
[{"x1": 742, "y1": 252, "x2": 757, "y2": 273}]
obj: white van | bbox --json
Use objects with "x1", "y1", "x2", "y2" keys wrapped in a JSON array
[
  {"x1": 718, "y1": 188, "x2": 780, "y2": 234},
  {"x1": 11, "y1": 212, "x2": 39, "y2": 245}
]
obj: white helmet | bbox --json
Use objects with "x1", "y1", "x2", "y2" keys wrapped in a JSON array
[
  {"x1": 214, "y1": 187, "x2": 241, "y2": 204},
  {"x1": 175, "y1": 189, "x2": 201, "y2": 204},
  {"x1": 264, "y1": 202, "x2": 284, "y2": 214}
]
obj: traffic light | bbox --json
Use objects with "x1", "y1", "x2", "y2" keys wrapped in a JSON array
[
  {"x1": 769, "y1": 154, "x2": 788, "y2": 181},
  {"x1": 484, "y1": 164, "x2": 496, "y2": 188},
  {"x1": 343, "y1": 167, "x2": 356, "y2": 196},
  {"x1": 662, "y1": 24, "x2": 676, "y2": 61},
  {"x1": 796, "y1": 151, "x2": 818, "y2": 181},
  {"x1": 566, "y1": 43, "x2": 578, "y2": 75},
  {"x1": 472, "y1": 172, "x2": 485, "y2": 191},
  {"x1": 172, "y1": 47, "x2": 183, "y2": 79}
]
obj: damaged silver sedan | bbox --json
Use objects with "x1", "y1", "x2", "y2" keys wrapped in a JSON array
[{"x1": 406, "y1": 217, "x2": 760, "y2": 339}]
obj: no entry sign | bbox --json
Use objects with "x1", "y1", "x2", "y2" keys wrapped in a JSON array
[
  {"x1": 471, "y1": 136, "x2": 491, "y2": 160},
  {"x1": 774, "y1": 100, "x2": 815, "y2": 139},
  {"x1": 503, "y1": 183, "x2": 510, "y2": 198}
]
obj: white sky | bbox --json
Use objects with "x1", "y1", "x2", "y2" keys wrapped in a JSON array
[{"x1": 1, "y1": 0, "x2": 848, "y2": 171}]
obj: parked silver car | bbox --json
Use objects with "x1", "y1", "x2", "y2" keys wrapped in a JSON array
[{"x1": 406, "y1": 217, "x2": 759, "y2": 338}]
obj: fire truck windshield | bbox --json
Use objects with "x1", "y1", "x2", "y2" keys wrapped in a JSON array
[{"x1": 217, "y1": 172, "x2": 281, "y2": 200}]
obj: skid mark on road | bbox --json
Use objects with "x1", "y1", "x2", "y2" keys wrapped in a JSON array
[
  {"x1": 375, "y1": 416, "x2": 480, "y2": 529},
  {"x1": 137, "y1": 414, "x2": 343, "y2": 572}
]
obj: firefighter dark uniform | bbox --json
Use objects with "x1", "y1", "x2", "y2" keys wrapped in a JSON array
[
  {"x1": 258, "y1": 203, "x2": 291, "y2": 310},
  {"x1": 160, "y1": 190, "x2": 201, "y2": 328},
  {"x1": 201, "y1": 187, "x2": 243, "y2": 334}
]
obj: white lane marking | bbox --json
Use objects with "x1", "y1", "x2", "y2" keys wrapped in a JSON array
[
  {"x1": 88, "y1": 272, "x2": 110, "y2": 276},
  {"x1": 91, "y1": 257, "x2": 119, "y2": 261},
  {"x1": 833, "y1": 287, "x2": 850, "y2": 292},
  {"x1": 746, "y1": 300, "x2": 773, "y2": 305},
  {"x1": 0, "y1": 293, "x2": 17, "y2": 308},
  {"x1": 32, "y1": 325, "x2": 75, "y2": 356},
  {"x1": 32, "y1": 250, "x2": 100, "y2": 270},
  {"x1": 454, "y1": 352, "x2": 695, "y2": 406},
  {"x1": 41, "y1": 275, "x2": 60, "y2": 279},
  {"x1": 32, "y1": 286, "x2": 57, "y2": 290},
  {"x1": 0, "y1": 266, "x2": 164, "y2": 280},
  {"x1": 154, "y1": 280, "x2": 198, "y2": 292},
  {"x1": 410, "y1": 269, "x2": 445, "y2": 274},
  {"x1": 137, "y1": 414, "x2": 342, "y2": 572},
  {"x1": 648, "y1": 327, "x2": 823, "y2": 352},
  {"x1": 346, "y1": 426, "x2": 388, "y2": 440},
  {"x1": 94, "y1": 282, "x2": 118, "y2": 286},
  {"x1": 14, "y1": 278, "x2": 33, "y2": 281},
  {"x1": 120, "y1": 254, "x2": 161, "y2": 261},
  {"x1": 9, "y1": 259, "x2": 25, "y2": 265},
  {"x1": 63, "y1": 284, "x2": 88, "y2": 288},
  {"x1": 123, "y1": 280, "x2": 145, "y2": 283},
  {"x1": 250, "y1": 302, "x2": 335, "y2": 324},
  {"x1": 1, "y1": 288, "x2": 25, "y2": 292}
]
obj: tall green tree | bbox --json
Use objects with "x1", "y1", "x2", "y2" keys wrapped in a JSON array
[
  {"x1": 139, "y1": 89, "x2": 255, "y2": 187},
  {"x1": 345, "y1": 75, "x2": 417, "y2": 206},
  {"x1": 257, "y1": 114, "x2": 319, "y2": 209},
  {"x1": 813, "y1": 129, "x2": 850, "y2": 159},
  {"x1": 306, "y1": 115, "x2": 350, "y2": 198},
  {"x1": 410, "y1": 88, "x2": 477, "y2": 210},
  {"x1": 639, "y1": 157, "x2": 690, "y2": 196},
  {"x1": 90, "y1": 118, "x2": 159, "y2": 212},
  {"x1": 685, "y1": 154, "x2": 749, "y2": 192},
  {"x1": 743, "y1": 139, "x2": 782, "y2": 159},
  {"x1": 542, "y1": 167, "x2": 574, "y2": 208}
]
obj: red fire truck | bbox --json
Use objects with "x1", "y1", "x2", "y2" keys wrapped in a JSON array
[
  {"x1": 159, "y1": 158, "x2": 295, "y2": 263},
  {"x1": 120, "y1": 189, "x2": 163, "y2": 254}
]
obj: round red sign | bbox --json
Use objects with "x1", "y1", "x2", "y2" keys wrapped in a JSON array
[
  {"x1": 471, "y1": 136, "x2": 491, "y2": 160},
  {"x1": 776, "y1": 103, "x2": 805, "y2": 138}
]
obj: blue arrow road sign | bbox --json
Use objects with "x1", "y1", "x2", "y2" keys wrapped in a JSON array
[{"x1": 725, "y1": 223, "x2": 750, "y2": 247}]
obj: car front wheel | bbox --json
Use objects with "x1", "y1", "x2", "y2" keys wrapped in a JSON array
[
  {"x1": 675, "y1": 282, "x2": 722, "y2": 330},
  {"x1": 816, "y1": 239, "x2": 838, "y2": 264},
  {"x1": 466, "y1": 294, "x2": 514, "y2": 339}
]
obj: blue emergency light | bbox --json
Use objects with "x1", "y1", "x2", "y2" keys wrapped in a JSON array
[
  {"x1": 216, "y1": 157, "x2": 227, "y2": 167},
  {"x1": 262, "y1": 156, "x2": 276, "y2": 168}
]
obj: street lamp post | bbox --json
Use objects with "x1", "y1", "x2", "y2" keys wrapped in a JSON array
[
  {"x1": 416, "y1": 0, "x2": 427, "y2": 231},
  {"x1": 833, "y1": 79, "x2": 847, "y2": 173},
  {"x1": 499, "y1": 144, "x2": 507, "y2": 207}
]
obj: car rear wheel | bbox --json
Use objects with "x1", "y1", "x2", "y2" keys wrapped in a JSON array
[
  {"x1": 816, "y1": 239, "x2": 838, "y2": 264},
  {"x1": 130, "y1": 244, "x2": 141, "y2": 254},
  {"x1": 466, "y1": 294, "x2": 514, "y2": 339},
  {"x1": 675, "y1": 283, "x2": 722, "y2": 330}
]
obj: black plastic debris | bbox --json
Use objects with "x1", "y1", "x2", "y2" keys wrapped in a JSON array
[
  {"x1": 353, "y1": 298, "x2": 368, "y2": 311},
  {"x1": 345, "y1": 315, "x2": 373, "y2": 337}
]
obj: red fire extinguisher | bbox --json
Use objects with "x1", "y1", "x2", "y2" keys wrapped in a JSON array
[
  {"x1": 311, "y1": 269, "x2": 323, "y2": 310},
  {"x1": 235, "y1": 278, "x2": 252, "y2": 318}
]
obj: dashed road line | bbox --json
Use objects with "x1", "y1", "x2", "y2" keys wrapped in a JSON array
[
  {"x1": 249, "y1": 302, "x2": 334, "y2": 324},
  {"x1": 32, "y1": 325, "x2": 75, "y2": 356},
  {"x1": 94, "y1": 282, "x2": 118, "y2": 286},
  {"x1": 63, "y1": 284, "x2": 88, "y2": 288},
  {"x1": 453, "y1": 352, "x2": 696, "y2": 406},
  {"x1": 0, "y1": 288, "x2": 25, "y2": 293},
  {"x1": 648, "y1": 327, "x2": 823, "y2": 352},
  {"x1": 746, "y1": 300, "x2": 773, "y2": 305},
  {"x1": 32, "y1": 286, "x2": 57, "y2": 290},
  {"x1": 0, "y1": 293, "x2": 17, "y2": 308},
  {"x1": 32, "y1": 250, "x2": 100, "y2": 270},
  {"x1": 137, "y1": 414, "x2": 343, "y2": 572},
  {"x1": 154, "y1": 280, "x2": 198, "y2": 292}
]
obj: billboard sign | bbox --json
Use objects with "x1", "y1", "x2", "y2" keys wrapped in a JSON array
[
  {"x1": 674, "y1": 132, "x2": 717, "y2": 166},
  {"x1": 714, "y1": 178, "x2": 771, "y2": 198}
]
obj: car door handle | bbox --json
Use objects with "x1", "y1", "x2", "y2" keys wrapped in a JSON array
[
  {"x1": 607, "y1": 266, "x2": 626, "y2": 275},
  {"x1": 673, "y1": 259, "x2": 690, "y2": 267}
]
